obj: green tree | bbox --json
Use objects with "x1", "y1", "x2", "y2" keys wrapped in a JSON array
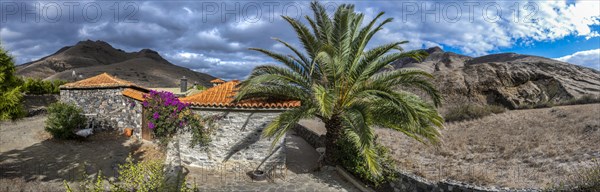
[
  {"x1": 0, "y1": 43, "x2": 26, "y2": 120},
  {"x1": 236, "y1": 2, "x2": 443, "y2": 176}
]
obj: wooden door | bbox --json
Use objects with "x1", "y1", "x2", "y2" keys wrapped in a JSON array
[{"x1": 141, "y1": 108, "x2": 153, "y2": 140}]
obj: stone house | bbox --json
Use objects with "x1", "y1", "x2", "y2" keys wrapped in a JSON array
[
  {"x1": 60, "y1": 73, "x2": 300, "y2": 171},
  {"x1": 59, "y1": 73, "x2": 148, "y2": 139},
  {"x1": 178, "y1": 80, "x2": 300, "y2": 170}
]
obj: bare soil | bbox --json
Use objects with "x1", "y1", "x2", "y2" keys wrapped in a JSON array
[
  {"x1": 377, "y1": 103, "x2": 600, "y2": 189},
  {"x1": 0, "y1": 115, "x2": 162, "y2": 192}
]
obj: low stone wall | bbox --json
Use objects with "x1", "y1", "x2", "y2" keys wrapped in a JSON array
[
  {"x1": 384, "y1": 170, "x2": 523, "y2": 192},
  {"x1": 292, "y1": 124, "x2": 536, "y2": 192},
  {"x1": 60, "y1": 88, "x2": 142, "y2": 138},
  {"x1": 293, "y1": 123, "x2": 325, "y2": 148},
  {"x1": 176, "y1": 109, "x2": 286, "y2": 173}
]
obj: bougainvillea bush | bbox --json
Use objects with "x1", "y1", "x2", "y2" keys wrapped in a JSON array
[{"x1": 142, "y1": 90, "x2": 212, "y2": 146}]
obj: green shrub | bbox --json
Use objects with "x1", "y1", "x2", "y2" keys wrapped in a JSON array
[
  {"x1": 65, "y1": 156, "x2": 198, "y2": 192},
  {"x1": 338, "y1": 136, "x2": 398, "y2": 186},
  {"x1": 444, "y1": 104, "x2": 506, "y2": 122},
  {"x1": 0, "y1": 86, "x2": 26, "y2": 120},
  {"x1": 546, "y1": 159, "x2": 600, "y2": 192},
  {"x1": 194, "y1": 85, "x2": 206, "y2": 91},
  {"x1": 0, "y1": 87, "x2": 27, "y2": 120},
  {"x1": 0, "y1": 44, "x2": 26, "y2": 120},
  {"x1": 111, "y1": 157, "x2": 167, "y2": 191},
  {"x1": 45, "y1": 102, "x2": 86, "y2": 139},
  {"x1": 22, "y1": 78, "x2": 66, "y2": 95}
]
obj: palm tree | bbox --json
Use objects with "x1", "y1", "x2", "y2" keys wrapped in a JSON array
[{"x1": 236, "y1": 2, "x2": 443, "y2": 175}]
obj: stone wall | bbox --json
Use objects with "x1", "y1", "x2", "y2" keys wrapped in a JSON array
[
  {"x1": 293, "y1": 123, "x2": 325, "y2": 148},
  {"x1": 60, "y1": 88, "x2": 142, "y2": 139},
  {"x1": 176, "y1": 109, "x2": 286, "y2": 173}
]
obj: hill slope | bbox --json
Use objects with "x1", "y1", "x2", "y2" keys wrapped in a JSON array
[
  {"x1": 16, "y1": 40, "x2": 215, "y2": 87},
  {"x1": 394, "y1": 47, "x2": 600, "y2": 109}
]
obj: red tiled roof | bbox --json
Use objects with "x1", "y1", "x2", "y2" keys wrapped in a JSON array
[
  {"x1": 122, "y1": 88, "x2": 147, "y2": 101},
  {"x1": 181, "y1": 80, "x2": 300, "y2": 109},
  {"x1": 210, "y1": 78, "x2": 226, "y2": 83},
  {"x1": 60, "y1": 73, "x2": 142, "y2": 89}
]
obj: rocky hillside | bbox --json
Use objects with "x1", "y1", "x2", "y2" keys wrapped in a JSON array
[
  {"x1": 394, "y1": 47, "x2": 600, "y2": 109},
  {"x1": 16, "y1": 40, "x2": 215, "y2": 87}
]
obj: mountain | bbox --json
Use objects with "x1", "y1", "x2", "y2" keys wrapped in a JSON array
[
  {"x1": 16, "y1": 40, "x2": 215, "y2": 87},
  {"x1": 394, "y1": 47, "x2": 600, "y2": 109}
]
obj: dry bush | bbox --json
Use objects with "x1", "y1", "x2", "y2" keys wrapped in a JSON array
[
  {"x1": 519, "y1": 94, "x2": 600, "y2": 109},
  {"x1": 545, "y1": 159, "x2": 600, "y2": 192},
  {"x1": 377, "y1": 104, "x2": 600, "y2": 189},
  {"x1": 444, "y1": 104, "x2": 506, "y2": 122},
  {"x1": 561, "y1": 94, "x2": 600, "y2": 106}
]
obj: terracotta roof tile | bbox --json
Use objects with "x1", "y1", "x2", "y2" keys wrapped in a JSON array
[
  {"x1": 60, "y1": 73, "x2": 142, "y2": 89},
  {"x1": 122, "y1": 88, "x2": 147, "y2": 101},
  {"x1": 209, "y1": 78, "x2": 226, "y2": 83},
  {"x1": 181, "y1": 80, "x2": 300, "y2": 109}
]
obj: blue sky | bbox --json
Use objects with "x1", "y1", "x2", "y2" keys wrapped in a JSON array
[{"x1": 1, "y1": 0, "x2": 599, "y2": 79}]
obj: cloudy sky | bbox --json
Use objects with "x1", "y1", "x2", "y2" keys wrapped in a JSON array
[{"x1": 1, "y1": 0, "x2": 599, "y2": 79}]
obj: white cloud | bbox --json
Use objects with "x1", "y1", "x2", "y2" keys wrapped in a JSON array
[
  {"x1": 183, "y1": 7, "x2": 193, "y2": 15},
  {"x1": 555, "y1": 49, "x2": 600, "y2": 70},
  {"x1": 0, "y1": 28, "x2": 22, "y2": 39},
  {"x1": 366, "y1": 1, "x2": 600, "y2": 55},
  {"x1": 197, "y1": 28, "x2": 225, "y2": 42},
  {"x1": 172, "y1": 52, "x2": 202, "y2": 62}
]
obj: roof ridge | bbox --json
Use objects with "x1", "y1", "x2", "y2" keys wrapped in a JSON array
[
  {"x1": 181, "y1": 80, "x2": 300, "y2": 109},
  {"x1": 60, "y1": 72, "x2": 145, "y2": 89},
  {"x1": 104, "y1": 73, "x2": 130, "y2": 84}
]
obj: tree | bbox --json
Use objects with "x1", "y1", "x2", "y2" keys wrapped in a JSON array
[
  {"x1": 0, "y1": 43, "x2": 26, "y2": 120},
  {"x1": 236, "y1": 2, "x2": 443, "y2": 176}
]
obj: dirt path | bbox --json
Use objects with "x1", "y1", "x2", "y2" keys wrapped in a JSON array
[
  {"x1": 0, "y1": 116, "x2": 49, "y2": 153},
  {"x1": 0, "y1": 115, "x2": 159, "y2": 192}
]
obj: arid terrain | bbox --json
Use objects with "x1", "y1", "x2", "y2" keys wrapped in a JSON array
[
  {"x1": 300, "y1": 103, "x2": 600, "y2": 189},
  {"x1": 377, "y1": 103, "x2": 600, "y2": 189}
]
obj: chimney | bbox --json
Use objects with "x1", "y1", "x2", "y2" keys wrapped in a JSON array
[{"x1": 180, "y1": 76, "x2": 187, "y2": 93}]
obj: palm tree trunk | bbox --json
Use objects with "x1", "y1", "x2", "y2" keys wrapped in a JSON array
[{"x1": 324, "y1": 115, "x2": 343, "y2": 165}]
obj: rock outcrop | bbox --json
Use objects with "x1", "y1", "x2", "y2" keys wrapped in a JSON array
[{"x1": 394, "y1": 47, "x2": 600, "y2": 109}]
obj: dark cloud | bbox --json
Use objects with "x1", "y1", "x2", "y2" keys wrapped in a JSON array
[{"x1": 1, "y1": 1, "x2": 598, "y2": 79}]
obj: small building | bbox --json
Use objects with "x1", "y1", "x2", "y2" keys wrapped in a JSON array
[
  {"x1": 209, "y1": 78, "x2": 226, "y2": 87},
  {"x1": 178, "y1": 80, "x2": 300, "y2": 171},
  {"x1": 59, "y1": 73, "x2": 148, "y2": 139}
]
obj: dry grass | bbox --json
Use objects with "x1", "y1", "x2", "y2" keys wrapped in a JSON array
[{"x1": 377, "y1": 103, "x2": 600, "y2": 189}]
